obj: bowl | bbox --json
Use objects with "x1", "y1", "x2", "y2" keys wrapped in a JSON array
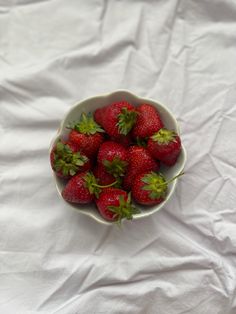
[{"x1": 50, "y1": 90, "x2": 187, "y2": 225}]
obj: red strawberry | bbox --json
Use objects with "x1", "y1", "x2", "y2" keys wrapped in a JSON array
[
  {"x1": 66, "y1": 141, "x2": 92, "y2": 170},
  {"x1": 65, "y1": 140, "x2": 80, "y2": 153},
  {"x1": 97, "y1": 141, "x2": 128, "y2": 178},
  {"x1": 93, "y1": 164, "x2": 117, "y2": 186},
  {"x1": 132, "y1": 171, "x2": 183, "y2": 205},
  {"x1": 132, "y1": 172, "x2": 167, "y2": 205},
  {"x1": 94, "y1": 101, "x2": 137, "y2": 138},
  {"x1": 94, "y1": 107, "x2": 105, "y2": 126},
  {"x1": 50, "y1": 141, "x2": 90, "y2": 179},
  {"x1": 132, "y1": 104, "x2": 164, "y2": 139},
  {"x1": 62, "y1": 171, "x2": 101, "y2": 204},
  {"x1": 123, "y1": 146, "x2": 160, "y2": 191},
  {"x1": 95, "y1": 188, "x2": 139, "y2": 222},
  {"x1": 68, "y1": 112, "x2": 104, "y2": 158},
  {"x1": 147, "y1": 128, "x2": 181, "y2": 166}
]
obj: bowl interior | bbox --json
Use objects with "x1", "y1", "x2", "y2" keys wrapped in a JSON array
[{"x1": 51, "y1": 90, "x2": 186, "y2": 225}]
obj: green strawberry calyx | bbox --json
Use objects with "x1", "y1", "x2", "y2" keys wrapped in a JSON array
[
  {"x1": 108, "y1": 193, "x2": 140, "y2": 225},
  {"x1": 151, "y1": 128, "x2": 177, "y2": 145},
  {"x1": 54, "y1": 141, "x2": 88, "y2": 176},
  {"x1": 103, "y1": 157, "x2": 128, "y2": 177},
  {"x1": 68, "y1": 112, "x2": 104, "y2": 135},
  {"x1": 83, "y1": 172, "x2": 118, "y2": 199},
  {"x1": 142, "y1": 171, "x2": 184, "y2": 199},
  {"x1": 117, "y1": 107, "x2": 137, "y2": 135}
]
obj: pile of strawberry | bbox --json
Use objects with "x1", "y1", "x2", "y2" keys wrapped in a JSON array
[{"x1": 50, "y1": 101, "x2": 182, "y2": 223}]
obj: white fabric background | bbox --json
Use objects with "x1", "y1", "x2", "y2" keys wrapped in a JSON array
[{"x1": 0, "y1": 0, "x2": 236, "y2": 313}]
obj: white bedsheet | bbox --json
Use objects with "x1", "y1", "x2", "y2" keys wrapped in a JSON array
[{"x1": 1, "y1": 0, "x2": 236, "y2": 313}]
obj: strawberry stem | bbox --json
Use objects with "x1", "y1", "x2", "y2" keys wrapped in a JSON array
[
  {"x1": 159, "y1": 171, "x2": 184, "y2": 187},
  {"x1": 92, "y1": 180, "x2": 118, "y2": 189},
  {"x1": 141, "y1": 171, "x2": 184, "y2": 200}
]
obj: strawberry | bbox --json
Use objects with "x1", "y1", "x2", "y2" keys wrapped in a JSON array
[
  {"x1": 50, "y1": 141, "x2": 90, "y2": 179},
  {"x1": 95, "y1": 188, "x2": 139, "y2": 222},
  {"x1": 123, "y1": 146, "x2": 160, "y2": 191},
  {"x1": 147, "y1": 128, "x2": 181, "y2": 166},
  {"x1": 97, "y1": 141, "x2": 128, "y2": 178},
  {"x1": 62, "y1": 170, "x2": 119, "y2": 204},
  {"x1": 132, "y1": 171, "x2": 183, "y2": 205},
  {"x1": 93, "y1": 164, "x2": 117, "y2": 186},
  {"x1": 62, "y1": 171, "x2": 99, "y2": 203},
  {"x1": 94, "y1": 101, "x2": 137, "y2": 138},
  {"x1": 94, "y1": 107, "x2": 105, "y2": 126},
  {"x1": 65, "y1": 140, "x2": 80, "y2": 153},
  {"x1": 68, "y1": 112, "x2": 104, "y2": 158},
  {"x1": 132, "y1": 104, "x2": 164, "y2": 139}
]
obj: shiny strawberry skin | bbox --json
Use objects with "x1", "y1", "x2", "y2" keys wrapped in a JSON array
[
  {"x1": 132, "y1": 104, "x2": 164, "y2": 138},
  {"x1": 69, "y1": 130, "x2": 103, "y2": 158},
  {"x1": 62, "y1": 172, "x2": 94, "y2": 204},
  {"x1": 123, "y1": 146, "x2": 160, "y2": 191},
  {"x1": 97, "y1": 141, "x2": 128, "y2": 165},
  {"x1": 147, "y1": 134, "x2": 181, "y2": 166},
  {"x1": 94, "y1": 101, "x2": 137, "y2": 138},
  {"x1": 131, "y1": 172, "x2": 165, "y2": 205},
  {"x1": 94, "y1": 107, "x2": 106, "y2": 126},
  {"x1": 95, "y1": 188, "x2": 128, "y2": 221}
]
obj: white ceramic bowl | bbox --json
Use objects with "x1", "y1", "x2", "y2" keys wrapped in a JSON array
[{"x1": 50, "y1": 90, "x2": 187, "y2": 225}]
